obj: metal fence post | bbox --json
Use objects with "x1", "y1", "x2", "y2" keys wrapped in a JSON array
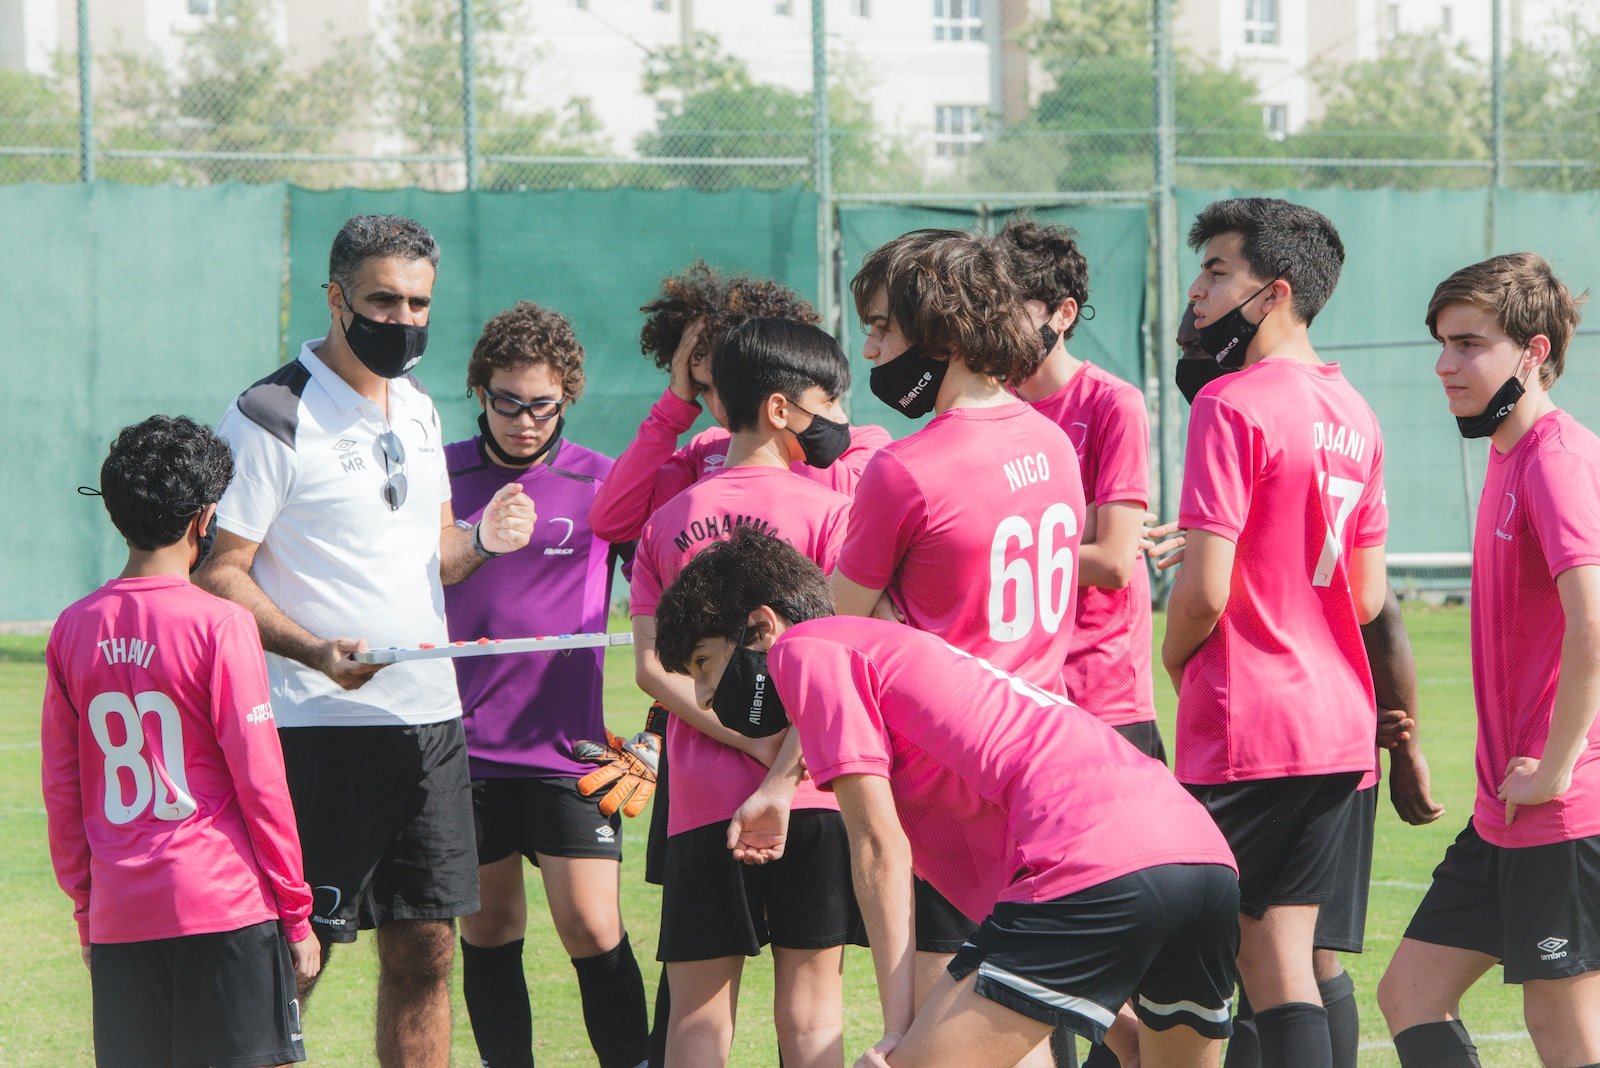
[
  {"x1": 77, "y1": 0, "x2": 93, "y2": 182},
  {"x1": 1153, "y1": 0, "x2": 1179, "y2": 561},
  {"x1": 811, "y1": 0, "x2": 836, "y2": 342},
  {"x1": 461, "y1": 0, "x2": 479, "y2": 191}
]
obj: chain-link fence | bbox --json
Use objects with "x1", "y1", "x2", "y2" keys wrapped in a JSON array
[{"x1": 6, "y1": 0, "x2": 1597, "y2": 196}]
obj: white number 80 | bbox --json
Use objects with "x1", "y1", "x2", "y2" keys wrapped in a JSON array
[{"x1": 87, "y1": 690, "x2": 197, "y2": 825}]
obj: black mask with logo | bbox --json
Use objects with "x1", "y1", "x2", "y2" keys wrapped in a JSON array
[
  {"x1": 340, "y1": 292, "x2": 428, "y2": 379},
  {"x1": 1194, "y1": 269, "x2": 1285, "y2": 369},
  {"x1": 1456, "y1": 360, "x2": 1531, "y2": 439},
  {"x1": 1038, "y1": 302, "x2": 1093, "y2": 359},
  {"x1": 791, "y1": 409, "x2": 851, "y2": 469},
  {"x1": 191, "y1": 511, "x2": 217, "y2": 574},
  {"x1": 477, "y1": 412, "x2": 564, "y2": 468},
  {"x1": 711, "y1": 636, "x2": 790, "y2": 738},
  {"x1": 869, "y1": 345, "x2": 948, "y2": 419}
]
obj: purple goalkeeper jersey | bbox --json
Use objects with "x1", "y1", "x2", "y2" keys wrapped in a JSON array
[{"x1": 445, "y1": 436, "x2": 627, "y2": 778}]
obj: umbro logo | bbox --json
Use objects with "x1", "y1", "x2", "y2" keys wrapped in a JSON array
[
  {"x1": 704, "y1": 454, "x2": 727, "y2": 469},
  {"x1": 595, "y1": 825, "x2": 616, "y2": 843},
  {"x1": 332, "y1": 438, "x2": 357, "y2": 453},
  {"x1": 1537, "y1": 936, "x2": 1569, "y2": 960}
]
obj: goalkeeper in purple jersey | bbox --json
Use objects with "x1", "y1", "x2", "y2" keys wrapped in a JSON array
[{"x1": 443, "y1": 302, "x2": 647, "y2": 1068}]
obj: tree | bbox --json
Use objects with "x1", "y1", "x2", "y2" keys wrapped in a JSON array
[{"x1": 0, "y1": 70, "x2": 80, "y2": 183}]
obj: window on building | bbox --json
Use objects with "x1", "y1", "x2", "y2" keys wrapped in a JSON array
[
  {"x1": 1441, "y1": 5, "x2": 1453, "y2": 34},
  {"x1": 188, "y1": 0, "x2": 212, "y2": 13},
  {"x1": 652, "y1": 0, "x2": 671, "y2": 11},
  {"x1": 1243, "y1": 0, "x2": 1279, "y2": 45},
  {"x1": 775, "y1": 0, "x2": 793, "y2": 14},
  {"x1": 853, "y1": 0, "x2": 872, "y2": 16},
  {"x1": 933, "y1": 0, "x2": 984, "y2": 42},
  {"x1": 1386, "y1": 3, "x2": 1401, "y2": 37},
  {"x1": 934, "y1": 105, "x2": 985, "y2": 157},
  {"x1": 1262, "y1": 103, "x2": 1288, "y2": 141}
]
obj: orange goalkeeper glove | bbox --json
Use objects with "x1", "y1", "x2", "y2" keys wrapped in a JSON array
[{"x1": 573, "y1": 729, "x2": 660, "y2": 818}]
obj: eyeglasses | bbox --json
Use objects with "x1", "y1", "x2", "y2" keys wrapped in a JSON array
[
  {"x1": 378, "y1": 430, "x2": 408, "y2": 512},
  {"x1": 483, "y1": 386, "x2": 565, "y2": 422}
]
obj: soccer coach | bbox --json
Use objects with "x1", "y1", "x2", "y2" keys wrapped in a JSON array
[{"x1": 196, "y1": 214, "x2": 535, "y2": 1067}]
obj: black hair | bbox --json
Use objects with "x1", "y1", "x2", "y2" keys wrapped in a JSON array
[
  {"x1": 328, "y1": 214, "x2": 440, "y2": 292},
  {"x1": 1187, "y1": 197, "x2": 1345, "y2": 325},
  {"x1": 711, "y1": 318, "x2": 850, "y2": 433},
  {"x1": 996, "y1": 217, "x2": 1090, "y2": 341},
  {"x1": 655, "y1": 528, "x2": 835, "y2": 674},
  {"x1": 99, "y1": 415, "x2": 234, "y2": 551}
]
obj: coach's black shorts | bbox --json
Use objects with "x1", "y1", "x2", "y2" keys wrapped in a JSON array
[
  {"x1": 658, "y1": 809, "x2": 863, "y2": 961},
  {"x1": 1186, "y1": 772, "x2": 1361, "y2": 919},
  {"x1": 91, "y1": 920, "x2": 304, "y2": 1067},
  {"x1": 280, "y1": 719, "x2": 479, "y2": 942},
  {"x1": 645, "y1": 740, "x2": 670, "y2": 886},
  {"x1": 473, "y1": 775, "x2": 623, "y2": 866},
  {"x1": 1112, "y1": 720, "x2": 1168, "y2": 764},
  {"x1": 1404, "y1": 820, "x2": 1600, "y2": 983},
  {"x1": 1315, "y1": 783, "x2": 1378, "y2": 953},
  {"x1": 949, "y1": 863, "x2": 1239, "y2": 1045},
  {"x1": 916, "y1": 877, "x2": 980, "y2": 953}
]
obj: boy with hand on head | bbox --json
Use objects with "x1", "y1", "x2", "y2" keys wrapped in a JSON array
[
  {"x1": 655, "y1": 528, "x2": 1240, "y2": 1068},
  {"x1": 1001, "y1": 217, "x2": 1164, "y2": 762},
  {"x1": 1164, "y1": 198, "x2": 1388, "y2": 1068},
  {"x1": 42, "y1": 415, "x2": 318, "y2": 1068},
  {"x1": 629, "y1": 317, "x2": 863, "y2": 1067},
  {"x1": 1379, "y1": 253, "x2": 1600, "y2": 1068}
]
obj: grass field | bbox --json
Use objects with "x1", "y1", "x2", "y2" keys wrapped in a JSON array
[{"x1": 0, "y1": 606, "x2": 1544, "y2": 1065}]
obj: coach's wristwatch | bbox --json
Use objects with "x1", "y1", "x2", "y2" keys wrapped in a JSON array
[{"x1": 471, "y1": 521, "x2": 506, "y2": 559}]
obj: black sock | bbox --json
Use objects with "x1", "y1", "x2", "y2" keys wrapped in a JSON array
[
  {"x1": 571, "y1": 934, "x2": 649, "y2": 1068},
  {"x1": 1050, "y1": 1024, "x2": 1081, "y2": 1067},
  {"x1": 1225, "y1": 988, "x2": 1259, "y2": 1068},
  {"x1": 461, "y1": 938, "x2": 534, "y2": 1068},
  {"x1": 1393, "y1": 1020, "x2": 1482, "y2": 1068},
  {"x1": 648, "y1": 969, "x2": 669, "y2": 1068},
  {"x1": 1256, "y1": 1002, "x2": 1331, "y2": 1068},
  {"x1": 1318, "y1": 971, "x2": 1358, "y2": 1068}
]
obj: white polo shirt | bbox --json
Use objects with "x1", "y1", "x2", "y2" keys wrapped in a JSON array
[{"x1": 216, "y1": 340, "x2": 462, "y2": 728}]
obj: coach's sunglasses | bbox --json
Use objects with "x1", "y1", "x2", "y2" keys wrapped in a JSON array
[
  {"x1": 378, "y1": 430, "x2": 407, "y2": 512},
  {"x1": 483, "y1": 386, "x2": 565, "y2": 422}
]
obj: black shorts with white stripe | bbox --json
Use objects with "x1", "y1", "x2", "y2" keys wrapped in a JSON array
[{"x1": 948, "y1": 863, "x2": 1240, "y2": 1044}]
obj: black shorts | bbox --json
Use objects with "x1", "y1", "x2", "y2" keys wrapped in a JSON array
[
  {"x1": 280, "y1": 719, "x2": 479, "y2": 943},
  {"x1": 91, "y1": 920, "x2": 304, "y2": 1067},
  {"x1": 1315, "y1": 783, "x2": 1377, "y2": 953},
  {"x1": 1185, "y1": 772, "x2": 1361, "y2": 919},
  {"x1": 473, "y1": 775, "x2": 623, "y2": 866},
  {"x1": 1404, "y1": 821, "x2": 1600, "y2": 984},
  {"x1": 645, "y1": 738, "x2": 670, "y2": 886},
  {"x1": 949, "y1": 864, "x2": 1239, "y2": 1045},
  {"x1": 916, "y1": 877, "x2": 980, "y2": 953},
  {"x1": 1112, "y1": 720, "x2": 1168, "y2": 764},
  {"x1": 658, "y1": 809, "x2": 864, "y2": 961}
]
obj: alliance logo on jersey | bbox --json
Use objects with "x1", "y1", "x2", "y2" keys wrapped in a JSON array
[
  {"x1": 1495, "y1": 492, "x2": 1516, "y2": 542},
  {"x1": 246, "y1": 702, "x2": 274, "y2": 724},
  {"x1": 544, "y1": 517, "x2": 577, "y2": 556},
  {"x1": 1538, "y1": 936, "x2": 1569, "y2": 960}
]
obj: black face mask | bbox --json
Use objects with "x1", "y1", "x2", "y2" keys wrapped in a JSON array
[
  {"x1": 341, "y1": 294, "x2": 428, "y2": 379},
  {"x1": 790, "y1": 408, "x2": 851, "y2": 469},
  {"x1": 190, "y1": 511, "x2": 216, "y2": 574},
  {"x1": 869, "y1": 345, "x2": 948, "y2": 419},
  {"x1": 1196, "y1": 275, "x2": 1281, "y2": 368},
  {"x1": 711, "y1": 640, "x2": 789, "y2": 738},
  {"x1": 477, "y1": 411, "x2": 564, "y2": 468},
  {"x1": 1039, "y1": 322, "x2": 1060, "y2": 356},
  {"x1": 1175, "y1": 359, "x2": 1234, "y2": 404},
  {"x1": 1456, "y1": 361, "x2": 1530, "y2": 439}
]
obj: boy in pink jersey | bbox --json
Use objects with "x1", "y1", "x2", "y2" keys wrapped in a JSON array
[
  {"x1": 1164, "y1": 198, "x2": 1388, "y2": 1068},
  {"x1": 42, "y1": 415, "x2": 318, "y2": 1068},
  {"x1": 654, "y1": 529, "x2": 1239, "y2": 1068},
  {"x1": 588, "y1": 261, "x2": 888, "y2": 544},
  {"x1": 833, "y1": 227, "x2": 1087, "y2": 1041},
  {"x1": 1001, "y1": 217, "x2": 1163, "y2": 761},
  {"x1": 630, "y1": 317, "x2": 861, "y2": 1067},
  {"x1": 1378, "y1": 254, "x2": 1600, "y2": 1067}
]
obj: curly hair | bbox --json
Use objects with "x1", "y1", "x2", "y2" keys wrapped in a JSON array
[
  {"x1": 466, "y1": 301, "x2": 586, "y2": 402},
  {"x1": 328, "y1": 214, "x2": 439, "y2": 292},
  {"x1": 638, "y1": 260, "x2": 820, "y2": 373},
  {"x1": 99, "y1": 415, "x2": 234, "y2": 551},
  {"x1": 850, "y1": 229, "x2": 1043, "y2": 386},
  {"x1": 654, "y1": 527, "x2": 835, "y2": 675},
  {"x1": 996, "y1": 218, "x2": 1090, "y2": 341}
]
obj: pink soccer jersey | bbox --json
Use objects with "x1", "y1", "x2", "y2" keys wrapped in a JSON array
[
  {"x1": 588, "y1": 387, "x2": 888, "y2": 542},
  {"x1": 770, "y1": 616, "x2": 1236, "y2": 924},
  {"x1": 1470, "y1": 409, "x2": 1600, "y2": 848},
  {"x1": 837, "y1": 401, "x2": 1085, "y2": 692},
  {"x1": 40, "y1": 576, "x2": 312, "y2": 946},
  {"x1": 631, "y1": 465, "x2": 852, "y2": 835},
  {"x1": 1176, "y1": 359, "x2": 1386, "y2": 785},
  {"x1": 1029, "y1": 363, "x2": 1156, "y2": 725}
]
